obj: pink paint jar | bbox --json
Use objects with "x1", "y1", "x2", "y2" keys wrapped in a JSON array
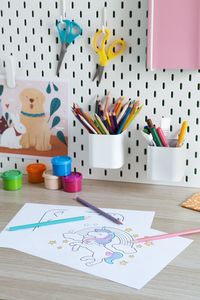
[
  {"x1": 62, "y1": 172, "x2": 82, "y2": 193},
  {"x1": 43, "y1": 170, "x2": 62, "y2": 190}
]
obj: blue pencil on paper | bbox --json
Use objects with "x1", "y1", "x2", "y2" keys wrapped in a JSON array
[{"x1": 7, "y1": 216, "x2": 85, "y2": 231}]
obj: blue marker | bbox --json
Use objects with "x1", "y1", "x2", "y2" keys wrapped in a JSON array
[{"x1": 7, "y1": 216, "x2": 85, "y2": 231}]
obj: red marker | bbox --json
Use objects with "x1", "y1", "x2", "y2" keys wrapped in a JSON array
[{"x1": 156, "y1": 127, "x2": 169, "y2": 147}]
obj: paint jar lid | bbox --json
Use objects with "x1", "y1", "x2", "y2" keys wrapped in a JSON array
[
  {"x1": 43, "y1": 170, "x2": 60, "y2": 180},
  {"x1": 51, "y1": 156, "x2": 72, "y2": 166},
  {"x1": 62, "y1": 172, "x2": 82, "y2": 183},
  {"x1": 1, "y1": 170, "x2": 22, "y2": 180},
  {"x1": 26, "y1": 163, "x2": 46, "y2": 173}
]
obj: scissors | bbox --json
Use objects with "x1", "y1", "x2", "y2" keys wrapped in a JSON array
[
  {"x1": 56, "y1": 19, "x2": 82, "y2": 76},
  {"x1": 92, "y1": 28, "x2": 126, "y2": 84}
]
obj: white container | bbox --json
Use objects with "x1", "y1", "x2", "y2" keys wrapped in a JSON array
[
  {"x1": 147, "y1": 140, "x2": 186, "y2": 182},
  {"x1": 89, "y1": 132, "x2": 126, "y2": 169}
]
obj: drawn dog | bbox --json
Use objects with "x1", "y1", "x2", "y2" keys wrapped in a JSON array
[{"x1": 19, "y1": 88, "x2": 51, "y2": 151}]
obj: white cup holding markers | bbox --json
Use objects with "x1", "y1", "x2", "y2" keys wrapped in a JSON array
[
  {"x1": 143, "y1": 119, "x2": 188, "y2": 182},
  {"x1": 44, "y1": 156, "x2": 83, "y2": 193}
]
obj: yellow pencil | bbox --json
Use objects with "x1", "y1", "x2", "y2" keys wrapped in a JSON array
[
  {"x1": 122, "y1": 100, "x2": 140, "y2": 130},
  {"x1": 115, "y1": 97, "x2": 124, "y2": 117},
  {"x1": 122, "y1": 105, "x2": 143, "y2": 132}
]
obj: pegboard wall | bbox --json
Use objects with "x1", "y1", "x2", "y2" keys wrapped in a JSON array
[{"x1": 0, "y1": 0, "x2": 200, "y2": 187}]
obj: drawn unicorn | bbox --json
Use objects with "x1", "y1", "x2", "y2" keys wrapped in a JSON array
[{"x1": 63, "y1": 226, "x2": 137, "y2": 267}]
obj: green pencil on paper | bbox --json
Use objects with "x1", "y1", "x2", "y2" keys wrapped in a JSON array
[{"x1": 7, "y1": 216, "x2": 85, "y2": 231}]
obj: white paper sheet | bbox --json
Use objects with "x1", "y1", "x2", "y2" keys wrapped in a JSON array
[{"x1": 0, "y1": 203, "x2": 192, "y2": 289}]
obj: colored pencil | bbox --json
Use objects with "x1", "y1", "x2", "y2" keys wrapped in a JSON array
[
  {"x1": 112, "y1": 112, "x2": 119, "y2": 132},
  {"x1": 94, "y1": 114, "x2": 109, "y2": 134},
  {"x1": 122, "y1": 104, "x2": 144, "y2": 132},
  {"x1": 115, "y1": 97, "x2": 124, "y2": 117},
  {"x1": 95, "y1": 95, "x2": 99, "y2": 114},
  {"x1": 84, "y1": 112, "x2": 101, "y2": 134},
  {"x1": 78, "y1": 114, "x2": 97, "y2": 134},
  {"x1": 103, "y1": 117, "x2": 114, "y2": 134},
  {"x1": 94, "y1": 119, "x2": 105, "y2": 134},
  {"x1": 117, "y1": 101, "x2": 130, "y2": 123},
  {"x1": 73, "y1": 111, "x2": 93, "y2": 133},
  {"x1": 103, "y1": 92, "x2": 110, "y2": 117},
  {"x1": 117, "y1": 104, "x2": 133, "y2": 134},
  {"x1": 75, "y1": 197, "x2": 123, "y2": 225},
  {"x1": 109, "y1": 112, "x2": 116, "y2": 132},
  {"x1": 7, "y1": 216, "x2": 85, "y2": 231},
  {"x1": 135, "y1": 227, "x2": 200, "y2": 243}
]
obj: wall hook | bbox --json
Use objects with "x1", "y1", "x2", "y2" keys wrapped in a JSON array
[{"x1": 5, "y1": 54, "x2": 16, "y2": 89}]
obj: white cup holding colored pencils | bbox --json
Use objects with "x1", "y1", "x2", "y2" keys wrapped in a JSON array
[
  {"x1": 89, "y1": 130, "x2": 126, "y2": 169},
  {"x1": 72, "y1": 94, "x2": 143, "y2": 169}
]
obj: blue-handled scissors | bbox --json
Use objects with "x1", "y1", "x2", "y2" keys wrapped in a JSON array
[{"x1": 56, "y1": 19, "x2": 82, "y2": 76}]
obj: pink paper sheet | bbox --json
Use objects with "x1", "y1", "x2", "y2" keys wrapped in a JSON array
[{"x1": 147, "y1": 0, "x2": 200, "y2": 70}]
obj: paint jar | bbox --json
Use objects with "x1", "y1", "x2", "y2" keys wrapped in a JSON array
[
  {"x1": 43, "y1": 170, "x2": 62, "y2": 190},
  {"x1": 51, "y1": 156, "x2": 72, "y2": 176},
  {"x1": 62, "y1": 172, "x2": 82, "y2": 193},
  {"x1": 26, "y1": 163, "x2": 46, "y2": 183},
  {"x1": 1, "y1": 170, "x2": 23, "y2": 191}
]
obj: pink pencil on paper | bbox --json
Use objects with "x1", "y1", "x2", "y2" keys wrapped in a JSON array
[
  {"x1": 156, "y1": 127, "x2": 169, "y2": 147},
  {"x1": 135, "y1": 228, "x2": 200, "y2": 243}
]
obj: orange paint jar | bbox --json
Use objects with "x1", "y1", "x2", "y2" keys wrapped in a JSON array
[{"x1": 26, "y1": 163, "x2": 46, "y2": 183}]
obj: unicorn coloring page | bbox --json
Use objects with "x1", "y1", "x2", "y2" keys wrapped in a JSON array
[{"x1": 0, "y1": 203, "x2": 192, "y2": 290}]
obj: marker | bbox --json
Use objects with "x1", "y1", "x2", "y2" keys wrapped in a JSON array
[
  {"x1": 156, "y1": 127, "x2": 169, "y2": 147},
  {"x1": 146, "y1": 119, "x2": 163, "y2": 147},
  {"x1": 7, "y1": 216, "x2": 85, "y2": 231},
  {"x1": 177, "y1": 121, "x2": 188, "y2": 147}
]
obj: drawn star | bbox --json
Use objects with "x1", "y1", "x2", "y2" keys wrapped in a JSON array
[
  {"x1": 132, "y1": 233, "x2": 139, "y2": 238},
  {"x1": 144, "y1": 241, "x2": 154, "y2": 247},
  {"x1": 129, "y1": 255, "x2": 135, "y2": 259},
  {"x1": 57, "y1": 246, "x2": 63, "y2": 250},
  {"x1": 125, "y1": 228, "x2": 132, "y2": 232},
  {"x1": 48, "y1": 240, "x2": 56, "y2": 245},
  {"x1": 63, "y1": 240, "x2": 69, "y2": 244},
  {"x1": 120, "y1": 260, "x2": 128, "y2": 266}
]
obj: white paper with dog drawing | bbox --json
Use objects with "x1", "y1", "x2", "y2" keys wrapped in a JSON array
[
  {"x1": 0, "y1": 79, "x2": 68, "y2": 157},
  {"x1": 0, "y1": 203, "x2": 192, "y2": 289}
]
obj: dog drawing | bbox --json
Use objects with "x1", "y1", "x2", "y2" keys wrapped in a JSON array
[{"x1": 19, "y1": 88, "x2": 51, "y2": 151}]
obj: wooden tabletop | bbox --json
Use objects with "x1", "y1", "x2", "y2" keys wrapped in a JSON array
[{"x1": 0, "y1": 179, "x2": 200, "y2": 300}]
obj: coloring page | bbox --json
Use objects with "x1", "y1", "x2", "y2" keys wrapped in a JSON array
[{"x1": 0, "y1": 203, "x2": 192, "y2": 289}]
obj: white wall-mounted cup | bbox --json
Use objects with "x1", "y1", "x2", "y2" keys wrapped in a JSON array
[
  {"x1": 147, "y1": 140, "x2": 186, "y2": 182},
  {"x1": 88, "y1": 131, "x2": 126, "y2": 169}
]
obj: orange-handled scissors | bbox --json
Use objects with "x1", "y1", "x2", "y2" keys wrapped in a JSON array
[{"x1": 92, "y1": 28, "x2": 126, "y2": 84}]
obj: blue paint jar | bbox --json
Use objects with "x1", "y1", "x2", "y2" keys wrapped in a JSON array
[{"x1": 51, "y1": 156, "x2": 72, "y2": 176}]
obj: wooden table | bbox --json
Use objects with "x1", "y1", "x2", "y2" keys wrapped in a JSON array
[{"x1": 0, "y1": 179, "x2": 200, "y2": 300}]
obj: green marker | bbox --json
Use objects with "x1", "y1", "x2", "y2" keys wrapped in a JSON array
[
  {"x1": 146, "y1": 119, "x2": 163, "y2": 147},
  {"x1": 150, "y1": 127, "x2": 163, "y2": 147}
]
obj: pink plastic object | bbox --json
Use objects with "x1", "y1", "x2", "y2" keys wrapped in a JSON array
[
  {"x1": 156, "y1": 127, "x2": 169, "y2": 147},
  {"x1": 147, "y1": 0, "x2": 200, "y2": 69},
  {"x1": 62, "y1": 172, "x2": 82, "y2": 193}
]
